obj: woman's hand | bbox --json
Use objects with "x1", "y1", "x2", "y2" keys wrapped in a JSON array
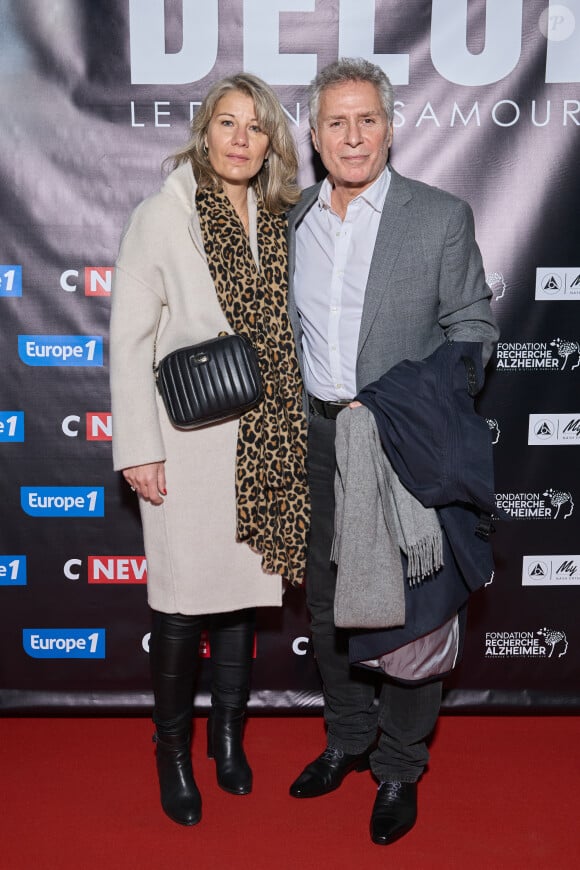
[
  {"x1": 348, "y1": 401, "x2": 363, "y2": 409},
  {"x1": 122, "y1": 462, "x2": 167, "y2": 505}
]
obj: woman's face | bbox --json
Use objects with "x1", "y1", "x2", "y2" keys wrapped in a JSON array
[{"x1": 205, "y1": 90, "x2": 270, "y2": 193}]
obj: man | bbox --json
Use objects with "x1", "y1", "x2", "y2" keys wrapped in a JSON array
[{"x1": 287, "y1": 58, "x2": 498, "y2": 845}]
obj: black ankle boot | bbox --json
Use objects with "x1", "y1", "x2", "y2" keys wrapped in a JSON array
[
  {"x1": 154, "y1": 730, "x2": 202, "y2": 825},
  {"x1": 207, "y1": 706, "x2": 252, "y2": 795}
]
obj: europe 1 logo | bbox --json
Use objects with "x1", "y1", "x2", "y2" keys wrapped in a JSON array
[
  {"x1": 0, "y1": 556, "x2": 26, "y2": 586},
  {"x1": 0, "y1": 412, "x2": 24, "y2": 442},
  {"x1": 21, "y1": 487, "x2": 105, "y2": 518},
  {"x1": 18, "y1": 336, "x2": 103, "y2": 367},
  {"x1": 23, "y1": 628, "x2": 106, "y2": 659},
  {"x1": 0, "y1": 266, "x2": 22, "y2": 297}
]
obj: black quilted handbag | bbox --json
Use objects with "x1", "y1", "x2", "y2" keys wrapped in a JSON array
[{"x1": 155, "y1": 333, "x2": 263, "y2": 429}]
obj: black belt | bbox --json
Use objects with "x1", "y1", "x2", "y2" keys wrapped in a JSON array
[{"x1": 308, "y1": 395, "x2": 352, "y2": 421}]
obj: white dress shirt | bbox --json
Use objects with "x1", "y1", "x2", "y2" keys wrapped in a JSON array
[{"x1": 294, "y1": 167, "x2": 391, "y2": 401}]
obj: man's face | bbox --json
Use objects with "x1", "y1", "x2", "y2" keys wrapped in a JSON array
[{"x1": 312, "y1": 80, "x2": 392, "y2": 198}]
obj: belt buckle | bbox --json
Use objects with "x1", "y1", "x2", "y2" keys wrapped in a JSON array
[{"x1": 308, "y1": 395, "x2": 352, "y2": 420}]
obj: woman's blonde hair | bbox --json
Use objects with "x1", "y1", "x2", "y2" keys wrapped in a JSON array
[{"x1": 170, "y1": 73, "x2": 300, "y2": 214}]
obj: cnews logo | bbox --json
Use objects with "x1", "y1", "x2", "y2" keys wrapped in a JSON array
[
  {"x1": 21, "y1": 487, "x2": 105, "y2": 518},
  {"x1": 60, "y1": 267, "x2": 112, "y2": 296},
  {"x1": 0, "y1": 266, "x2": 22, "y2": 297},
  {"x1": 0, "y1": 556, "x2": 27, "y2": 586},
  {"x1": 63, "y1": 557, "x2": 147, "y2": 583},
  {"x1": 89, "y1": 556, "x2": 147, "y2": 584},
  {"x1": 62, "y1": 413, "x2": 112, "y2": 441},
  {"x1": 23, "y1": 628, "x2": 106, "y2": 659},
  {"x1": 0, "y1": 412, "x2": 24, "y2": 442},
  {"x1": 18, "y1": 336, "x2": 103, "y2": 367}
]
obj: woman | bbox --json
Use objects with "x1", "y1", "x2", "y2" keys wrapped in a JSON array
[{"x1": 109, "y1": 74, "x2": 309, "y2": 827}]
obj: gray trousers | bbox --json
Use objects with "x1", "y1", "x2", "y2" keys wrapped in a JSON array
[{"x1": 306, "y1": 412, "x2": 442, "y2": 782}]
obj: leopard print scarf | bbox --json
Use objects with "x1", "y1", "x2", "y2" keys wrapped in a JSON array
[{"x1": 196, "y1": 186, "x2": 309, "y2": 586}]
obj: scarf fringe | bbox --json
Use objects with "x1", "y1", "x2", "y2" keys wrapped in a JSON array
[{"x1": 406, "y1": 533, "x2": 443, "y2": 587}]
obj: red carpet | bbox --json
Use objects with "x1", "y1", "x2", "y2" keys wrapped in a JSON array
[{"x1": 1, "y1": 715, "x2": 577, "y2": 869}]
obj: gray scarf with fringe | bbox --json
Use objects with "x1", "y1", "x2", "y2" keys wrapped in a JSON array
[{"x1": 332, "y1": 405, "x2": 443, "y2": 629}]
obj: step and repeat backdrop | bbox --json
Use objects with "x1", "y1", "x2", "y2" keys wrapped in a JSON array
[{"x1": 1, "y1": 0, "x2": 579, "y2": 713}]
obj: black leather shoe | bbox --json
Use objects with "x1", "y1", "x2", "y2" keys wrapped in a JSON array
[
  {"x1": 289, "y1": 746, "x2": 370, "y2": 798},
  {"x1": 370, "y1": 780, "x2": 417, "y2": 845}
]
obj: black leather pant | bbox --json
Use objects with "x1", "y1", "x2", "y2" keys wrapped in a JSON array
[{"x1": 149, "y1": 607, "x2": 256, "y2": 731}]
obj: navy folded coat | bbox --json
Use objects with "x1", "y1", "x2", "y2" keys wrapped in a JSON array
[{"x1": 350, "y1": 340, "x2": 501, "y2": 664}]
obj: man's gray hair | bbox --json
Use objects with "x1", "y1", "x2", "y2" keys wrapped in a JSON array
[{"x1": 308, "y1": 58, "x2": 394, "y2": 132}]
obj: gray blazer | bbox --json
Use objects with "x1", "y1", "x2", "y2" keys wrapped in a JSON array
[{"x1": 288, "y1": 166, "x2": 499, "y2": 395}]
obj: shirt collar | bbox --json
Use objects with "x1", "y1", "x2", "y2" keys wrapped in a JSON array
[{"x1": 318, "y1": 165, "x2": 391, "y2": 214}]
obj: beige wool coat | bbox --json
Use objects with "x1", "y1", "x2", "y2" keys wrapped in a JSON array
[{"x1": 109, "y1": 162, "x2": 282, "y2": 614}]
